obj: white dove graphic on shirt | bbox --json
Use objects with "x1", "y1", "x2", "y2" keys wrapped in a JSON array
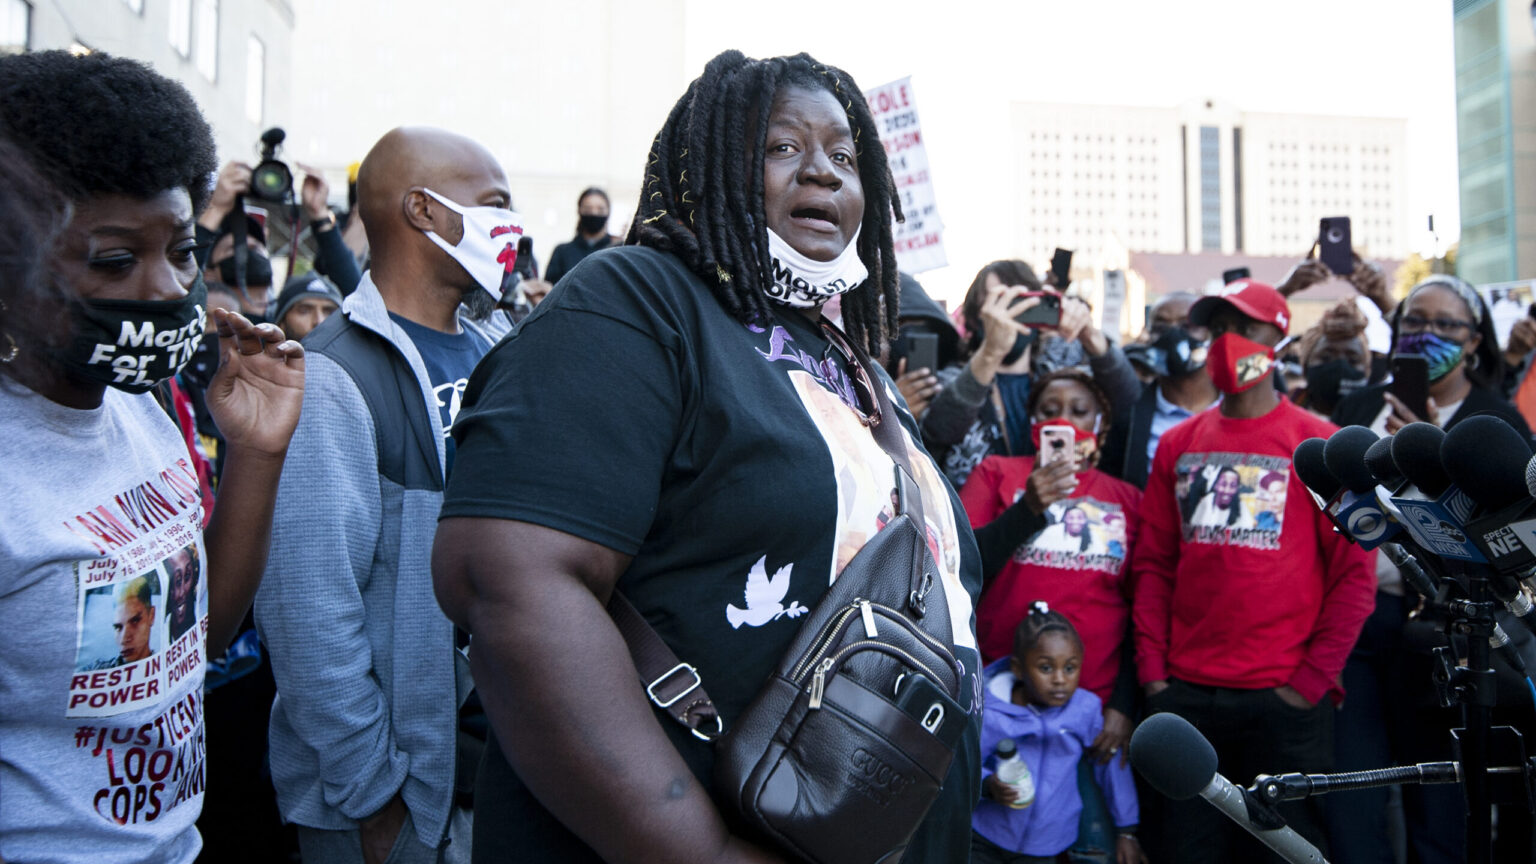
[{"x1": 725, "y1": 556, "x2": 807, "y2": 629}]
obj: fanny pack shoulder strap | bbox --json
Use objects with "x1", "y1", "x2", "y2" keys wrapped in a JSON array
[{"x1": 608, "y1": 591, "x2": 723, "y2": 740}]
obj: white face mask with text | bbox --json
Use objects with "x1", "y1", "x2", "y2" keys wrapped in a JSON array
[
  {"x1": 421, "y1": 188, "x2": 524, "y2": 299},
  {"x1": 763, "y1": 227, "x2": 867, "y2": 309}
]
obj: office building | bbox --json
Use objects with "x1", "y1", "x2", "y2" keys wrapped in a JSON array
[
  {"x1": 1011, "y1": 99, "x2": 1410, "y2": 268},
  {"x1": 1452, "y1": 0, "x2": 1536, "y2": 285}
]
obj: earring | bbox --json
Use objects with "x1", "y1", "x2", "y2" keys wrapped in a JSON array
[
  {"x1": 0, "y1": 330, "x2": 15, "y2": 364},
  {"x1": 1467, "y1": 352, "x2": 1480, "y2": 371}
]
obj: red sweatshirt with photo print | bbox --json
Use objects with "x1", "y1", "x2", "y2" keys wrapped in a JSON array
[{"x1": 1131, "y1": 399, "x2": 1375, "y2": 706}]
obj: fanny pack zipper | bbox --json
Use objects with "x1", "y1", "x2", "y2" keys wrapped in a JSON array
[{"x1": 806, "y1": 639, "x2": 945, "y2": 710}]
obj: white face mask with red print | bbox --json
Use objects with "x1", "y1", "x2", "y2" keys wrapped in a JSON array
[{"x1": 421, "y1": 188, "x2": 524, "y2": 299}]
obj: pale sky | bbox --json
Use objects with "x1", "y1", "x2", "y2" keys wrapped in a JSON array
[{"x1": 680, "y1": 0, "x2": 1459, "y2": 303}]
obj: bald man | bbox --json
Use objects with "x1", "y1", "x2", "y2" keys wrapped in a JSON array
[{"x1": 256, "y1": 127, "x2": 515, "y2": 864}]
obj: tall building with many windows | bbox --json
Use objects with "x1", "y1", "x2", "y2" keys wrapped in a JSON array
[
  {"x1": 1011, "y1": 99, "x2": 1410, "y2": 269},
  {"x1": 1452, "y1": 0, "x2": 1536, "y2": 285}
]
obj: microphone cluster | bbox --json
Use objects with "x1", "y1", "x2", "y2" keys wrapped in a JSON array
[{"x1": 1292, "y1": 416, "x2": 1536, "y2": 673}]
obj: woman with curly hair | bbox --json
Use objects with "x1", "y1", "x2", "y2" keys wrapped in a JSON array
[{"x1": 0, "y1": 51, "x2": 303, "y2": 861}]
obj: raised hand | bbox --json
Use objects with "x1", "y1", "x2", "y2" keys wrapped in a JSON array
[{"x1": 204, "y1": 308, "x2": 305, "y2": 459}]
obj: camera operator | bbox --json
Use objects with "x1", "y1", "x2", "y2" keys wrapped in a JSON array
[{"x1": 197, "y1": 160, "x2": 361, "y2": 314}]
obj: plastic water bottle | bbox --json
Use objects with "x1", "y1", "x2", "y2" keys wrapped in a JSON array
[{"x1": 994, "y1": 738, "x2": 1035, "y2": 809}]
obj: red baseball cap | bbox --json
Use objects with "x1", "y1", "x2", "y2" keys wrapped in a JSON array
[{"x1": 1189, "y1": 279, "x2": 1291, "y2": 336}]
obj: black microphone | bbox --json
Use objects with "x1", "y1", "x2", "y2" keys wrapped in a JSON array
[
  {"x1": 1323, "y1": 426, "x2": 1382, "y2": 494},
  {"x1": 1443, "y1": 415, "x2": 1532, "y2": 512},
  {"x1": 1322, "y1": 426, "x2": 1402, "y2": 549},
  {"x1": 1441, "y1": 416, "x2": 1536, "y2": 635},
  {"x1": 1389, "y1": 422, "x2": 1486, "y2": 562},
  {"x1": 1293, "y1": 437, "x2": 1340, "y2": 502},
  {"x1": 1129, "y1": 713, "x2": 1327, "y2": 864},
  {"x1": 1364, "y1": 436, "x2": 1404, "y2": 492},
  {"x1": 1444, "y1": 416, "x2": 1536, "y2": 574},
  {"x1": 1392, "y1": 422, "x2": 1451, "y2": 496}
]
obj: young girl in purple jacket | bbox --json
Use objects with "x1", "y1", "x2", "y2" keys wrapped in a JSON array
[{"x1": 972, "y1": 603, "x2": 1147, "y2": 864}]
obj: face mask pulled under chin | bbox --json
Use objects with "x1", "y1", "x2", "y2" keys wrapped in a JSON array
[
  {"x1": 763, "y1": 227, "x2": 867, "y2": 309},
  {"x1": 1206, "y1": 332, "x2": 1276, "y2": 395},
  {"x1": 421, "y1": 188, "x2": 524, "y2": 300},
  {"x1": 59, "y1": 276, "x2": 208, "y2": 394}
]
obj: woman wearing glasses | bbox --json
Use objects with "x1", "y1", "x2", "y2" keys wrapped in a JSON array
[
  {"x1": 1332, "y1": 274, "x2": 1524, "y2": 436},
  {"x1": 1324, "y1": 274, "x2": 1529, "y2": 864}
]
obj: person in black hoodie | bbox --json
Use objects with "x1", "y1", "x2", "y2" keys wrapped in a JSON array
[{"x1": 885, "y1": 271, "x2": 963, "y2": 421}]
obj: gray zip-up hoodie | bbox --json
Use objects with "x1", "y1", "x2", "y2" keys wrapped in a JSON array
[{"x1": 256, "y1": 274, "x2": 506, "y2": 846}]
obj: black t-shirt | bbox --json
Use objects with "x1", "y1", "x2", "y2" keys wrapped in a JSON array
[
  {"x1": 443, "y1": 245, "x2": 982, "y2": 862},
  {"x1": 389, "y1": 312, "x2": 492, "y2": 475}
]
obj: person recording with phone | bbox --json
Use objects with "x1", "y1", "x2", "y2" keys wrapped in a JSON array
[
  {"x1": 1331, "y1": 275, "x2": 1521, "y2": 437},
  {"x1": 923, "y1": 259, "x2": 1140, "y2": 489},
  {"x1": 886, "y1": 271, "x2": 963, "y2": 423}
]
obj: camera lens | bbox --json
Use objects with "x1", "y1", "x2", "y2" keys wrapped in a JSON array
[
  {"x1": 251, "y1": 161, "x2": 292, "y2": 201},
  {"x1": 1326, "y1": 227, "x2": 1344, "y2": 244}
]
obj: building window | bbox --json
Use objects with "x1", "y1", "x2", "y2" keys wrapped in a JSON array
[
  {"x1": 1199, "y1": 125, "x2": 1222, "y2": 251},
  {"x1": 169, "y1": 0, "x2": 191, "y2": 57},
  {"x1": 194, "y1": 0, "x2": 218, "y2": 81},
  {"x1": 1, "y1": 0, "x2": 29, "y2": 55},
  {"x1": 245, "y1": 35, "x2": 265, "y2": 124}
]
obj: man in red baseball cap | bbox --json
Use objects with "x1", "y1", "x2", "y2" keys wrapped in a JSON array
[{"x1": 1131, "y1": 279, "x2": 1374, "y2": 863}]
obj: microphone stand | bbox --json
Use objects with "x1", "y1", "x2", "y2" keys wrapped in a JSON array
[
  {"x1": 1445, "y1": 561, "x2": 1496, "y2": 864},
  {"x1": 1334, "y1": 544, "x2": 1531, "y2": 864}
]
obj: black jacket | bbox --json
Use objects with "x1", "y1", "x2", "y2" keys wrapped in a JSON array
[
  {"x1": 1331, "y1": 382, "x2": 1533, "y2": 440},
  {"x1": 1100, "y1": 383, "x2": 1160, "y2": 489},
  {"x1": 545, "y1": 233, "x2": 614, "y2": 285}
]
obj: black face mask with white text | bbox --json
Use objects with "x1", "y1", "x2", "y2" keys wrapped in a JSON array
[{"x1": 60, "y1": 277, "x2": 207, "y2": 394}]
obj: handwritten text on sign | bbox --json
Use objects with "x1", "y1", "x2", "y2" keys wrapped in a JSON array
[{"x1": 864, "y1": 77, "x2": 946, "y2": 273}]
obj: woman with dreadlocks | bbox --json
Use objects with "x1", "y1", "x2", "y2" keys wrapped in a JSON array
[{"x1": 434, "y1": 50, "x2": 983, "y2": 862}]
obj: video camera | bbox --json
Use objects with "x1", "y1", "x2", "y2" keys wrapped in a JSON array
[{"x1": 248, "y1": 127, "x2": 293, "y2": 205}]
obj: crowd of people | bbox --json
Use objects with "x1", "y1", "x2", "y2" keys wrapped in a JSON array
[{"x1": 3, "y1": 44, "x2": 1535, "y2": 864}]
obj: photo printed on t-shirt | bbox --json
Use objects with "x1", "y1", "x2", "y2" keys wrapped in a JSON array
[{"x1": 1173, "y1": 451, "x2": 1291, "y2": 550}]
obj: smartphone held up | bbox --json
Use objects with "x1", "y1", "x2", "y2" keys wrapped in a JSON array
[
  {"x1": 1013, "y1": 292, "x2": 1063, "y2": 329},
  {"x1": 1038, "y1": 425, "x2": 1077, "y2": 471},
  {"x1": 1318, "y1": 216, "x2": 1353, "y2": 275}
]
